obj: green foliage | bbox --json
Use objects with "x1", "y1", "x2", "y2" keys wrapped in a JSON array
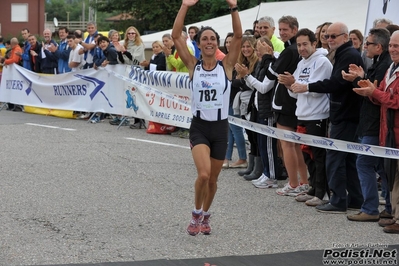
[
  {"x1": 45, "y1": 0, "x2": 293, "y2": 35},
  {"x1": 94, "y1": 0, "x2": 261, "y2": 34}
]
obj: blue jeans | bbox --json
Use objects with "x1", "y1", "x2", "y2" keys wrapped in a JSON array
[
  {"x1": 225, "y1": 106, "x2": 247, "y2": 160},
  {"x1": 356, "y1": 136, "x2": 382, "y2": 215}
]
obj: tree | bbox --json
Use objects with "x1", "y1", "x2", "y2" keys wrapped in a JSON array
[{"x1": 94, "y1": 0, "x2": 261, "y2": 34}]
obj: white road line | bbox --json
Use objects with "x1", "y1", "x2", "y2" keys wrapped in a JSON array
[
  {"x1": 125, "y1": 137, "x2": 190, "y2": 149},
  {"x1": 25, "y1": 123, "x2": 77, "y2": 131}
]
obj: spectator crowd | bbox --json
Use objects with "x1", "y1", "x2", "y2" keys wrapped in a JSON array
[{"x1": 1, "y1": 15, "x2": 399, "y2": 235}]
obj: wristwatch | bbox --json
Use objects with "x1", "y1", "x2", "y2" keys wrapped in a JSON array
[{"x1": 244, "y1": 74, "x2": 250, "y2": 81}]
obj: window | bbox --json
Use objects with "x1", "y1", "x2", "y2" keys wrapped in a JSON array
[{"x1": 11, "y1": 4, "x2": 29, "y2": 22}]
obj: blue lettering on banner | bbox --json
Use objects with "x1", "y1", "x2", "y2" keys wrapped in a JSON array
[
  {"x1": 284, "y1": 133, "x2": 302, "y2": 141},
  {"x1": 313, "y1": 138, "x2": 338, "y2": 149},
  {"x1": 53, "y1": 85, "x2": 87, "y2": 96},
  {"x1": 15, "y1": 67, "x2": 43, "y2": 102},
  {"x1": 260, "y1": 126, "x2": 277, "y2": 136},
  {"x1": 346, "y1": 144, "x2": 374, "y2": 154},
  {"x1": 74, "y1": 74, "x2": 113, "y2": 108},
  {"x1": 6, "y1": 80, "x2": 24, "y2": 90},
  {"x1": 155, "y1": 112, "x2": 171, "y2": 120},
  {"x1": 385, "y1": 149, "x2": 399, "y2": 157},
  {"x1": 129, "y1": 66, "x2": 188, "y2": 89}
]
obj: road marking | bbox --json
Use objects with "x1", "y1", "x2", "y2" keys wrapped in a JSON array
[
  {"x1": 125, "y1": 137, "x2": 190, "y2": 149},
  {"x1": 25, "y1": 123, "x2": 77, "y2": 131}
]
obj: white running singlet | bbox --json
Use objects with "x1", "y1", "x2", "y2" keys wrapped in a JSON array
[{"x1": 191, "y1": 60, "x2": 230, "y2": 121}]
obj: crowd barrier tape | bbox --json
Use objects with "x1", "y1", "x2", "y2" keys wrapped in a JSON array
[
  {"x1": 228, "y1": 116, "x2": 399, "y2": 160},
  {"x1": 2, "y1": 63, "x2": 399, "y2": 159}
]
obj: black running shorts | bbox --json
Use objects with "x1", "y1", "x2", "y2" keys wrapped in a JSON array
[{"x1": 189, "y1": 116, "x2": 228, "y2": 160}]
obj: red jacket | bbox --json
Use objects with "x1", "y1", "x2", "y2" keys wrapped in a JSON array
[{"x1": 371, "y1": 64, "x2": 399, "y2": 148}]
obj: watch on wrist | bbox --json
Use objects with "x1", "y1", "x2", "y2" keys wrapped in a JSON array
[
  {"x1": 244, "y1": 74, "x2": 249, "y2": 81},
  {"x1": 229, "y1": 6, "x2": 239, "y2": 12},
  {"x1": 79, "y1": 41, "x2": 83, "y2": 45}
]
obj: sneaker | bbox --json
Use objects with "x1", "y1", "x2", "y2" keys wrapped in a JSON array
[
  {"x1": 179, "y1": 129, "x2": 190, "y2": 139},
  {"x1": 295, "y1": 193, "x2": 314, "y2": 202},
  {"x1": 171, "y1": 129, "x2": 182, "y2": 137},
  {"x1": 109, "y1": 117, "x2": 121, "y2": 125},
  {"x1": 200, "y1": 213, "x2": 211, "y2": 235},
  {"x1": 90, "y1": 116, "x2": 100, "y2": 124},
  {"x1": 121, "y1": 119, "x2": 130, "y2": 126},
  {"x1": 77, "y1": 112, "x2": 90, "y2": 119},
  {"x1": 187, "y1": 211, "x2": 202, "y2": 236},
  {"x1": 287, "y1": 184, "x2": 309, "y2": 197},
  {"x1": 276, "y1": 183, "x2": 297, "y2": 196},
  {"x1": 254, "y1": 176, "x2": 278, "y2": 189},
  {"x1": 305, "y1": 196, "x2": 329, "y2": 207},
  {"x1": 251, "y1": 174, "x2": 267, "y2": 185}
]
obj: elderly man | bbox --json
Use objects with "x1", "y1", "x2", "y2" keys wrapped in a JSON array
[
  {"x1": 292, "y1": 22, "x2": 364, "y2": 213},
  {"x1": 355, "y1": 30, "x2": 399, "y2": 233},
  {"x1": 40, "y1": 29, "x2": 58, "y2": 74},
  {"x1": 257, "y1": 16, "x2": 284, "y2": 53},
  {"x1": 3, "y1": 38, "x2": 22, "y2": 66},
  {"x1": 342, "y1": 28, "x2": 392, "y2": 222}
]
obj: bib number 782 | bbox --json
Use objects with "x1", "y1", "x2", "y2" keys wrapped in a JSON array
[{"x1": 199, "y1": 89, "x2": 217, "y2": 102}]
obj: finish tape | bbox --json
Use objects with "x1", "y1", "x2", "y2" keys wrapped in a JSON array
[{"x1": 228, "y1": 116, "x2": 399, "y2": 160}]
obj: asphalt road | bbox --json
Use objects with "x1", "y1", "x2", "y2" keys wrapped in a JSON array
[{"x1": 0, "y1": 110, "x2": 398, "y2": 266}]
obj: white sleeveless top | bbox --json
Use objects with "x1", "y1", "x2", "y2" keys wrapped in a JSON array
[{"x1": 191, "y1": 60, "x2": 230, "y2": 121}]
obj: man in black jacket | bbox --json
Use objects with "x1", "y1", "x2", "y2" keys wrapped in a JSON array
[
  {"x1": 342, "y1": 28, "x2": 392, "y2": 221},
  {"x1": 292, "y1": 22, "x2": 364, "y2": 213}
]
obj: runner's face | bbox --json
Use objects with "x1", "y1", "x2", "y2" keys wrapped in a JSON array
[{"x1": 198, "y1": 30, "x2": 218, "y2": 56}]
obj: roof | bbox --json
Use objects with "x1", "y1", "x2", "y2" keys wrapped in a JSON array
[
  {"x1": 141, "y1": 0, "x2": 370, "y2": 48},
  {"x1": 105, "y1": 13, "x2": 134, "y2": 22}
]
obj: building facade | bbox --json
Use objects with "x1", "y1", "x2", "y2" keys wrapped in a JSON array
[{"x1": 0, "y1": 0, "x2": 45, "y2": 38}]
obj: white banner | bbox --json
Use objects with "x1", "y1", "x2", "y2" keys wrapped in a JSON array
[
  {"x1": 0, "y1": 64, "x2": 192, "y2": 128},
  {"x1": 229, "y1": 116, "x2": 399, "y2": 160},
  {"x1": 365, "y1": 0, "x2": 399, "y2": 34},
  {"x1": 2, "y1": 63, "x2": 399, "y2": 158}
]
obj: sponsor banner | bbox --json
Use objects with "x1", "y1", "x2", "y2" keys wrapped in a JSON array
[
  {"x1": 0, "y1": 64, "x2": 192, "y2": 128},
  {"x1": 228, "y1": 116, "x2": 399, "y2": 160},
  {"x1": 3, "y1": 64, "x2": 399, "y2": 158},
  {"x1": 107, "y1": 65, "x2": 192, "y2": 128}
]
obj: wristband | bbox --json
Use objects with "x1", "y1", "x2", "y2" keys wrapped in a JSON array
[{"x1": 229, "y1": 6, "x2": 239, "y2": 12}]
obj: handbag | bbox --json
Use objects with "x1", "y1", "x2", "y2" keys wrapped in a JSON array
[{"x1": 146, "y1": 121, "x2": 176, "y2": 134}]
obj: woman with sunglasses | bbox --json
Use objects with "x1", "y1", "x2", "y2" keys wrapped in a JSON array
[
  {"x1": 113, "y1": 26, "x2": 146, "y2": 129},
  {"x1": 115, "y1": 26, "x2": 145, "y2": 66}
]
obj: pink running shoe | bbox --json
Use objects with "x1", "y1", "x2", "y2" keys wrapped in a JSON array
[
  {"x1": 186, "y1": 211, "x2": 202, "y2": 236},
  {"x1": 200, "y1": 213, "x2": 211, "y2": 235}
]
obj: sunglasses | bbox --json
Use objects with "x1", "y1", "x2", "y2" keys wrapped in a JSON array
[
  {"x1": 365, "y1": 41, "x2": 377, "y2": 46},
  {"x1": 324, "y1": 33, "x2": 345, "y2": 40},
  {"x1": 127, "y1": 32, "x2": 136, "y2": 35}
]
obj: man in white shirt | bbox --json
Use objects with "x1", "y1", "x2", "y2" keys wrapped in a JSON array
[{"x1": 67, "y1": 35, "x2": 84, "y2": 72}]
